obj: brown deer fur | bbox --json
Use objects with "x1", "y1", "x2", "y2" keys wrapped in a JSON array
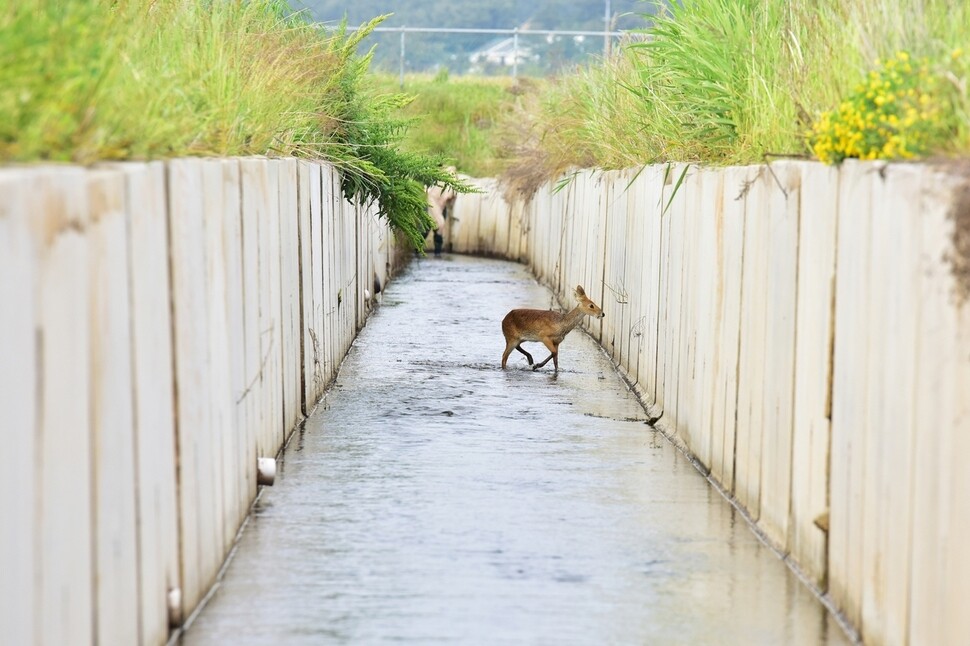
[{"x1": 501, "y1": 285, "x2": 605, "y2": 372}]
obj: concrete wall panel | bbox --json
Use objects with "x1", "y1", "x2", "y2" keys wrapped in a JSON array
[
  {"x1": 734, "y1": 167, "x2": 771, "y2": 519},
  {"x1": 828, "y1": 161, "x2": 873, "y2": 629},
  {"x1": 1, "y1": 159, "x2": 397, "y2": 645},
  {"x1": 31, "y1": 169, "x2": 95, "y2": 646},
  {"x1": 790, "y1": 162, "x2": 840, "y2": 587},
  {"x1": 263, "y1": 161, "x2": 284, "y2": 454},
  {"x1": 88, "y1": 170, "x2": 140, "y2": 646},
  {"x1": 679, "y1": 168, "x2": 704, "y2": 462},
  {"x1": 690, "y1": 168, "x2": 722, "y2": 471},
  {"x1": 860, "y1": 165, "x2": 923, "y2": 645},
  {"x1": 278, "y1": 159, "x2": 302, "y2": 437},
  {"x1": 708, "y1": 166, "x2": 747, "y2": 491},
  {"x1": 658, "y1": 164, "x2": 689, "y2": 448},
  {"x1": 757, "y1": 161, "x2": 801, "y2": 547},
  {"x1": 168, "y1": 159, "x2": 218, "y2": 613},
  {"x1": 908, "y1": 168, "x2": 964, "y2": 645},
  {"x1": 0, "y1": 172, "x2": 37, "y2": 646},
  {"x1": 638, "y1": 166, "x2": 665, "y2": 410},
  {"x1": 120, "y1": 162, "x2": 181, "y2": 645}
]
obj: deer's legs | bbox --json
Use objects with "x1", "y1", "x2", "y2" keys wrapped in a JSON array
[
  {"x1": 501, "y1": 339, "x2": 516, "y2": 369},
  {"x1": 514, "y1": 344, "x2": 534, "y2": 365},
  {"x1": 533, "y1": 339, "x2": 559, "y2": 371}
]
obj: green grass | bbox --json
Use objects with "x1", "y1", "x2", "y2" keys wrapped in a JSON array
[
  {"x1": 369, "y1": 71, "x2": 519, "y2": 178},
  {"x1": 0, "y1": 0, "x2": 470, "y2": 248},
  {"x1": 498, "y1": 0, "x2": 970, "y2": 192}
]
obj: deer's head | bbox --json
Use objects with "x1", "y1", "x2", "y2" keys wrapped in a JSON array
[{"x1": 574, "y1": 285, "x2": 605, "y2": 319}]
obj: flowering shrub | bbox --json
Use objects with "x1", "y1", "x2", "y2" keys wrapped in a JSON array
[{"x1": 809, "y1": 51, "x2": 954, "y2": 164}]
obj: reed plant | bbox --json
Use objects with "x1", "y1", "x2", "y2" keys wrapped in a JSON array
[
  {"x1": 499, "y1": 0, "x2": 970, "y2": 192},
  {"x1": 0, "y1": 0, "x2": 468, "y2": 248},
  {"x1": 370, "y1": 71, "x2": 516, "y2": 178}
]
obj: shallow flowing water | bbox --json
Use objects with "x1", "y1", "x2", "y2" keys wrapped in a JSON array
[{"x1": 181, "y1": 255, "x2": 849, "y2": 645}]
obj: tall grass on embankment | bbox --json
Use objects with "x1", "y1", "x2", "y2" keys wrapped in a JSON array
[
  {"x1": 370, "y1": 71, "x2": 520, "y2": 178},
  {"x1": 0, "y1": 0, "x2": 468, "y2": 248},
  {"x1": 500, "y1": 0, "x2": 970, "y2": 197}
]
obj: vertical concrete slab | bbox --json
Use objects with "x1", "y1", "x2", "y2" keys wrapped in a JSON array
[
  {"x1": 0, "y1": 171, "x2": 36, "y2": 646},
  {"x1": 278, "y1": 159, "x2": 302, "y2": 437},
  {"x1": 790, "y1": 162, "x2": 840, "y2": 587},
  {"x1": 944, "y1": 256, "x2": 970, "y2": 646},
  {"x1": 659, "y1": 164, "x2": 689, "y2": 447},
  {"x1": 860, "y1": 164, "x2": 922, "y2": 646},
  {"x1": 316, "y1": 166, "x2": 331, "y2": 386},
  {"x1": 323, "y1": 167, "x2": 339, "y2": 385},
  {"x1": 602, "y1": 172, "x2": 627, "y2": 362},
  {"x1": 478, "y1": 187, "x2": 498, "y2": 255},
  {"x1": 758, "y1": 161, "x2": 801, "y2": 547},
  {"x1": 709, "y1": 165, "x2": 748, "y2": 492},
  {"x1": 531, "y1": 186, "x2": 551, "y2": 282},
  {"x1": 621, "y1": 168, "x2": 646, "y2": 381},
  {"x1": 653, "y1": 167, "x2": 674, "y2": 417},
  {"x1": 691, "y1": 168, "x2": 722, "y2": 471},
  {"x1": 907, "y1": 168, "x2": 963, "y2": 645},
  {"x1": 215, "y1": 160, "x2": 247, "y2": 544},
  {"x1": 554, "y1": 180, "x2": 566, "y2": 290},
  {"x1": 263, "y1": 161, "x2": 284, "y2": 454},
  {"x1": 297, "y1": 161, "x2": 317, "y2": 409},
  {"x1": 508, "y1": 192, "x2": 526, "y2": 261},
  {"x1": 30, "y1": 168, "x2": 95, "y2": 646},
  {"x1": 680, "y1": 168, "x2": 708, "y2": 462},
  {"x1": 355, "y1": 203, "x2": 366, "y2": 330},
  {"x1": 829, "y1": 160, "x2": 873, "y2": 629},
  {"x1": 251, "y1": 159, "x2": 275, "y2": 457},
  {"x1": 639, "y1": 166, "x2": 665, "y2": 410},
  {"x1": 495, "y1": 198, "x2": 511, "y2": 256},
  {"x1": 122, "y1": 162, "x2": 180, "y2": 646},
  {"x1": 168, "y1": 158, "x2": 215, "y2": 614},
  {"x1": 239, "y1": 160, "x2": 264, "y2": 505},
  {"x1": 334, "y1": 195, "x2": 346, "y2": 358},
  {"x1": 735, "y1": 166, "x2": 771, "y2": 519},
  {"x1": 341, "y1": 184, "x2": 352, "y2": 355},
  {"x1": 200, "y1": 160, "x2": 232, "y2": 560},
  {"x1": 556, "y1": 179, "x2": 576, "y2": 297},
  {"x1": 558, "y1": 179, "x2": 572, "y2": 297},
  {"x1": 336, "y1": 184, "x2": 352, "y2": 359},
  {"x1": 453, "y1": 183, "x2": 481, "y2": 254},
  {"x1": 87, "y1": 170, "x2": 140, "y2": 646},
  {"x1": 591, "y1": 170, "x2": 608, "y2": 343}
]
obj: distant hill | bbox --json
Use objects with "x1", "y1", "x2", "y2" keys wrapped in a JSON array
[{"x1": 291, "y1": 0, "x2": 660, "y2": 74}]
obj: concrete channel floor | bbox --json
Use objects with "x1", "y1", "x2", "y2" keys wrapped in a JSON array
[{"x1": 181, "y1": 255, "x2": 850, "y2": 646}]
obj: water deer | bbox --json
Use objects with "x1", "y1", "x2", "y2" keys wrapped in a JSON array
[{"x1": 501, "y1": 285, "x2": 605, "y2": 372}]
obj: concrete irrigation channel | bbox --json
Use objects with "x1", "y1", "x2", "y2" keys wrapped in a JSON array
[{"x1": 180, "y1": 254, "x2": 849, "y2": 645}]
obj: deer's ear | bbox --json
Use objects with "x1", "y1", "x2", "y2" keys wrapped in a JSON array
[{"x1": 575, "y1": 285, "x2": 585, "y2": 297}]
